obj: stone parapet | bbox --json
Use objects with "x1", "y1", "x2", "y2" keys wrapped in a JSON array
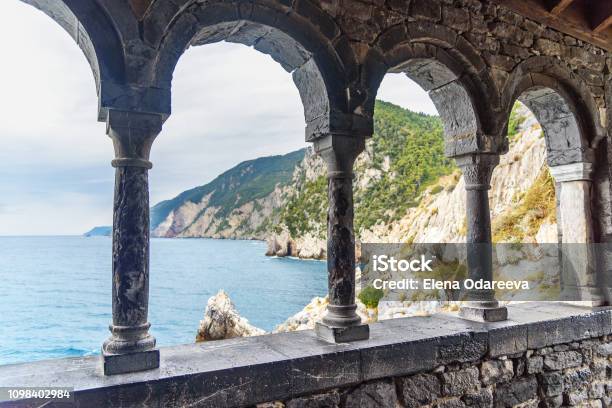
[{"x1": 0, "y1": 303, "x2": 610, "y2": 407}]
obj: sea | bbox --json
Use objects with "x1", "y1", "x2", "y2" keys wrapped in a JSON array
[{"x1": 0, "y1": 236, "x2": 327, "y2": 366}]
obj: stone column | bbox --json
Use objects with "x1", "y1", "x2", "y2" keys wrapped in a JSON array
[
  {"x1": 314, "y1": 134, "x2": 369, "y2": 342},
  {"x1": 102, "y1": 110, "x2": 162, "y2": 375},
  {"x1": 549, "y1": 162, "x2": 604, "y2": 305},
  {"x1": 456, "y1": 153, "x2": 508, "y2": 322}
]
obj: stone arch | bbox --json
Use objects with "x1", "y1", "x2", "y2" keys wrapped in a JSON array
[
  {"x1": 19, "y1": 0, "x2": 126, "y2": 120},
  {"x1": 502, "y1": 56, "x2": 604, "y2": 166},
  {"x1": 503, "y1": 57, "x2": 608, "y2": 302},
  {"x1": 146, "y1": 0, "x2": 363, "y2": 141},
  {"x1": 365, "y1": 23, "x2": 504, "y2": 157}
]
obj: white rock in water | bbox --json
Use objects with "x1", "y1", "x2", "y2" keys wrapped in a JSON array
[
  {"x1": 196, "y1": 290, "x2": 265, "y2": 342},
  {"x1": 295, "y1": 233, "x2": 326, "y2": 259}
]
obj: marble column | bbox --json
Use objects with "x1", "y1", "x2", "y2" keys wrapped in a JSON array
[
  {"x1": 102, "y1": 110, "x2": 162, "y2": 375},
  {"x1": 549, "y1": 162, "x2": 604, "y2": 305},
  {"x1": 314, "y1": 134, "x2": 369, "y2": 342},
  {"x1": 456, "y1": 153, "x2": 508, "y2": 322}
]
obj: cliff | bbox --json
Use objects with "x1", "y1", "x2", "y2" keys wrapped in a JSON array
[
  {"x1": 266, "y1": 102, "x2": 556, "y2": 259},
  {"x1": 151, "y1": 149, "x2": 305, "y2": 239},
  {"x1": 151, "y1": 101, "x2": 555, "y2": 257},
  {"x1": 193, "y1": 103, "x2": 559, "y2": 340}
]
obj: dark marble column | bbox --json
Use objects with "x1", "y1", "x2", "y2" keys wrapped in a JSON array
[
  {"x1": 456, "y1": 153, "x2": 508, "y2": 322},
  {"x1": 314, "y1": 134, "x2": 369, "y2": 342},
  {"x1": 102, "y1": 110, "x2": 162, "y2": 375}
]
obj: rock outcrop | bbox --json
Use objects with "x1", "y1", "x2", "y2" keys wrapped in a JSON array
[
  {"x1": 151, "y1": 149, "x2": 306, "y2": 240},
  {"x1": 273, "y1": 296, "x2": 377, "y2": 333},
  {"x1": 362, "y1": 103, "x2": 554, "y2": 245},
  {"x1": 265, "y1": 231, "x2": 326, "y2": 260},
  {"x1": 195, "y1": 290, "x2": 265, "y2": 342}
]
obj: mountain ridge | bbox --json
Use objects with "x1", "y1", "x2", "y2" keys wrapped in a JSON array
[{"x1": 86, "y1": 101, "x2": 555, "y2": 256}]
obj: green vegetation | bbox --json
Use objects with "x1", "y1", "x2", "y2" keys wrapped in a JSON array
[
  {"x1": 358, "y1": 285, "x2": 384, "y2": 308},
  {"x1": 492, "y1": 168, "x2": 557, "y2": 243},
  {"x1": 279, "y1": 175, "x2": 328, "y2": 237},
  {"x1": 151, "y1": 99, "x2": 544, "y2": 244},
  {"x1": 279, "y1": 100, "x2": 454, "y2": 236},
  {"x1": 354, "y1": 101, "x2": 453, "y2": 231},
  {"x1": 508, "y1": 102, "x2": 527, "y2": 140},
  {"x1": 151, "y1": 149, "x2": 306, "y2": 230}
]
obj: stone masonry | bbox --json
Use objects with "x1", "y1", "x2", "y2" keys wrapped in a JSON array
[
  {"x1": 269, "y1": 335, "x2": 611, "y2": 408},
  {"x1": 17, "y1": 0, "x2": 612, "y2": 378}
]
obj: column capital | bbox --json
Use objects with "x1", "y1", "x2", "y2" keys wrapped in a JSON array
[
  {"x1": 107, "y1": 109, "x2": 163, "y2": 168},
  {"x1": 549, "y1": 162, "x2": 593, "y2": 182},
  {"x1": 455, "y1": 153, "x2": 500, "y2": 191},
  {"x1": 313, "y1": 134, "x2": 365, "y2": 179}
]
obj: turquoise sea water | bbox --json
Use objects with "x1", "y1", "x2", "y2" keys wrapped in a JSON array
[{"x1": 0, "y1": 236, "x2": 327, "y2": 365}]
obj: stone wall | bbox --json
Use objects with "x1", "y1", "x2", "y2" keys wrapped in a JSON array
[
  {"x1": 274, "y1": 335, "x2": 611, "y2": 408},
  {"x1": 0, "y1": 304, "x2": 609, "y2": 407}
]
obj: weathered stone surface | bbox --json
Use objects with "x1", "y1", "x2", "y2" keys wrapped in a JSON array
[
  {"x1": 285, "y1": 391, "x2": 340, "y2": 408},
  {"x1": 441, "y1": 367, "x2": 480, "y2": 396},
  {"x1": 399, "y1": 373, "x2": 441, "y2": 407},
  {"x1": 563, "y1": 367, "x2": 593, "y2": 391},
  {"x1": 564, "y1": 388, "x2": 588, "y2": 405},
  {"x1": 462, "y1": 387, "x2": 493, "y2": 407},
  {"x1": 543, "y1": 351, "x2": 583, "y2": 371},
  {"x1": 590, "y1": 382, "x2": 606, "y2": 399},
  {"x1": 442, "y1": 6, "x2": 470, "y2": 31},
  {"x1": 494, "y1": 376, "x2": 538, "y2": 407},
  {"x1": 434, "y1": 397, "x2": 467, "y2": 408},
  {"x1": 480, "y1": 360, "x2": 513, "y2": 385},
  {"x1": 539, "y1": 372, "x2": 564, "y2": 397},
  {"x1": 410, "y1": 0, "x2": 441, "y2": 21},
  {"x1": 344, "y1": 380, "x2": 397, "y2": 407},
  {"x1": 540, "y1": 395, "x2": 563, "y2": 408}
]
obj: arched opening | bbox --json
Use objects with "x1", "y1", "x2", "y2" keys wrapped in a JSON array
[
  {"x1": 147, "y1": 35, "x2": 334, "y2": 341},
  {"x1": 496, "y1": 82, "x2": 604, "y2": 304},
  {"x1": 19, "y1": 0, "x2": 126, "y2": 120},
  {"x1": 152, "y1": 16, "x2": 352, "y2": 141},
  {"x1": 356, "y1": 55, "x2": 482, "y2": 319},
  {"x1": 0, "y1": 1, "x2": 111, "y2": 365}
]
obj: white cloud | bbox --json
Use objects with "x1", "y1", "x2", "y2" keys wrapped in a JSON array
[{"x1": 377, "y1": 73, "x2": 438, "y2": 115}]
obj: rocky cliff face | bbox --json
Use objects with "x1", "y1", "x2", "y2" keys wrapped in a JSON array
[
  {"x1": 194, "y1": 105, "x2": 560, "y2": 340},
  {"x1": 267, "y1": 103, "x2": 557, "y2": 259},
  {"x1": 153, "y1": 102, "x2": 556, "y2": 257},
  {"x1": 151, "y1": 149, "x2": 305, "y2": 240},
  {"x1": 363, "y1": 104, "x2": 556, "y2": 245}
]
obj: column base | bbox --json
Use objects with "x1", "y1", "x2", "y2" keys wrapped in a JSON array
[
  {"x1": 315, "y1": 322, "x2": 369, "y2": 343},
  {"x1": 459, "y1": 305, "x2": 508, "y2": 322},
  {"x1": 102, "y1": 349, "x2": 160, "y2": 376}
]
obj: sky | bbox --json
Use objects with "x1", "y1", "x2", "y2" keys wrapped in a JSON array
[{"x1": 0, "y1": 2, "x2": 436, "y2": 235}]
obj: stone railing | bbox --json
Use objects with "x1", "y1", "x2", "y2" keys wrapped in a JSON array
[{"x1": 0, "y1": 303, "x2": 610, "y2": 407}]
